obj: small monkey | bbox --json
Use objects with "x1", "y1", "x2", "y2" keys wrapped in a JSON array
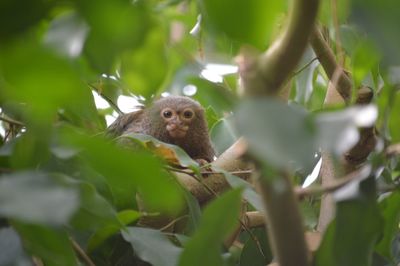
[{"x1": 107, "y1": 96, "x2": 215, "y2": 162}]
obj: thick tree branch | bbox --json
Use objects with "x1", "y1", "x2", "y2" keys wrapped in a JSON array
[{"x1": 237, "y1": 0, "x2": 320, "y2": 265}]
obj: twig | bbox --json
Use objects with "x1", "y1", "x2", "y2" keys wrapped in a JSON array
[
  {"x1": 88, "y1": 84, "x2": 123, "y2": 115},
  {"x1": 166, "y1": 166, "x2": 253, "y2": 176},
  {"x1": 292, "y1": 57, "x2": 319, "y2": 77},
  {"x1": 0, "y1": 115, "x2": 24, "y2": 127},
  {"x1": 295, "y1": 167, "x2": 367, "y2": 198},
  {"x1": 70, "y1": 238, "x2": 96, "y2": 266},
  {"x1": 159, "y1": 215, "x2": 189, "y2": 232},
  {"x1": 331, "y1": 0, "x2": 345, "y2": 67}
]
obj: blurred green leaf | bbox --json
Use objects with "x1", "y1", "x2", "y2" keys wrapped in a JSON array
[
  {"x1": 319, "y1": 0, "x2": 350, "y2": 25},
  {"x1": 179, "y1": 188, "x2": 242, "y2": 266},
  {"x1": 0, "y1": 0, "x2": 51, "y2": 41},
  {"x1": 60, "y1": 128, "x2": 184, "y2": 212},
  {"x1": 201, "y1": 0, "x2": 285, "y2": 49},
  {"x1": 122, "y1": 133, "x2": 199, "y2": 170},
  {"x1": 63, "y1": 176, "x2": 120, "y2": 231},
  {"x1": 239, "y1": 228, "x2": 272, "y2": 266},
  {"x1": 122, "y1": 227, "x2": 182, "y2": 266},
  {"x1": 0, "y1": 227, "x2": 31, "y2": 266},
  {"x1": 0, "y1": 39, "x2": 102, "y2": 131},
  {"x1": 315, "y1": 178, "x2": 382, "y2": 266},
  {"x1": 352, "y1": 41, "x2": 380, "y2": 88},
  {"x1": 204, "y1": 106, "x2": 220, "y2": 131},
  {"x1": 88, "y1": 210, "x2": 141, "y2": 252},
  {"x1": 45, "y1": 11, "x2": 88, "y2": 58},
  {"x1": 351, "y1": 0, "x2": 400, "y2": 65},
  {"x1": 339, "y1": 25, "x2": 362, "y2": 55},
  {"x1": 0, "y1": 172, "x2": 79, "y2": 225},
  {"x1": 223, "y1": 171, "x2": 263, "y2": 212},
  {"x1": 121, "y1": 24, "x2": 169, "y2": 99},
  {"x1": 300, "y1": 201, "x2": 318, "y2": 230},
  {"x1": 181, "y1": 190, "x2": 202, "y2": 234},
  {"x1": 78, "y1": 0, "x2": 152, "y2": 72},
  {"x1": 188, "y1": 77, "x2": 236, "y2": 116},
  {"x1": 210, "y1": 115, "x2": 238, "y2": 156},
  {"x1": 376, "y1": 191, "x2": 400, "y2": 261},
  {"x1": 294, "y1": 46, "x2": 319, "y2": 105},
  {"x1": 388, "y1": 90, "x2": 400, "y2": 142},
  {"x1": 13, "y1": 223, "x2": 78, "y2": 266},
  {"x1": 236, "y1": 99, "x2": 316, "y2": 169}
]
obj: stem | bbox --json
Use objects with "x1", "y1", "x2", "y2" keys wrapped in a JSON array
[
  {"x1": 70, "y1": 238, "x2": 96, "y2": 266},
  {"x1": 0, "y1": 115, "x2": 24, "y2": 127},
  {"x1": 310, "y1": 27, "x2": 352, "y2": 102}
]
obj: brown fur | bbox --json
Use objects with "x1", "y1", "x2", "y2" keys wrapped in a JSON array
[{"x1": 107, "y1": 96, "x2": 215, "y2": 162}]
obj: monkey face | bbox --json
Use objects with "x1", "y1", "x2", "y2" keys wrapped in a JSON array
[{"x1": 160, "y1": 107, "x2": 195, "y2": 138}]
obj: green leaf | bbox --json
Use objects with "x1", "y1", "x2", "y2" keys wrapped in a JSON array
[
  {"x1": 181, "y1": 189, "x2": 202, "y2": 234},
  {"x1": 294, "y1": 46, "x2": 319, "y2": 105},
  {"x1": 63, "y1": 176, "x2": 121, "y2": 230},
  {"x1": 210, "y1": 115, "x2": 238, "y2": 156},
  {"x1": 44, "y1": 11, "x2": 88, "y2": 58},
  {"x1": 352, "y1": 41, "x2": 380, "y2": 88},
  {"x1": 388, "y1": 90, "x2": 400, "y2": 142},
  {"x1": 0, "y1": 172, "x2": 79, "y2": 225},
  {"x1": 351, "y1": 0, "x2": 399, "y2": 65},
  {"x1": 201, "y1": 0, "x2": 285, "y2": 49},
  {"x1": 376, "y1": 191, "x2": 400, "y2": 261},
  {"x1": 204, "y1": 106, "x2": 220, "y2": 131},
  {"x1": 0, "y1": 227, "x2": 31, "y2": 265},
  {"x1": 78, "y1": 0, "x2": 152, "y2": 72},
  {"x1": 60, "y1": 128, "x2": 184, "y2": 212},
  {"x1": 223, "y1": 171, "x2": 263, "y2": 212},
  {"x1": 13, "y1": 223, "x2": 78, "y2": 266},
  {"x1": 122, "y1": 133, "x2": 199, "y2": 170},
  {"x1": 239, "y1": 228, "x2": 272, "y2": 266},
  {"x1": 179, "y1": 188, "x2": 243, "y2": 266},
  {"x1": 0, "y1": 39, "x2": 102, "y2": 131},
  {"x1": 0, "y1": 0, "x2": 51, "y2": 41},
  {"x1": 188, "y1": 77, "x2": 236, "y2": 116},
  {"x1": 315, "y1": 178, "x2": 382, "y2": 266},
  {"x1": 121, "y1": 24, "x2": 169, "y2": 99},
  {"x1": 236, "y1": 99, "x2": 316, "y2": 169},
  {"x1": 122, "y1": 227, "x2": 182, "y2": 266},
  {"x1": 88, "y1": 210, "x2": 141, "y2": 252},
  {"x1": 300, "y1": 201, "x2": 318, "y2": 230}
]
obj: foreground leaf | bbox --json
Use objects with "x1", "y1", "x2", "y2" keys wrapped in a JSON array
[
  {"x1": 0, "y1": 172, "x2": 78, "y2": 225},
  {"x1": 122, "y1": 227, "x2": 182, "y2": 266},
  {"x1": 179, "y1": 188, "x2": 243, "y2": 266},
  {"x1": 13, "y1": 223, "x2": 77, "y2": 266}
]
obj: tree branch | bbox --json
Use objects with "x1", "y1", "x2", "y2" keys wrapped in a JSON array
[
  {"x1": 0, "y1": 115, "x2": 24, "y2": 127},
  {"x1": 237, "y1": 0, "x2": 320, "y2": 265},
  {"x1": 310, "y1": 26, "x2": 352, "y2": 102}
]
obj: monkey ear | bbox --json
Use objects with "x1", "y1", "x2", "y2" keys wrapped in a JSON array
[{"x1": 106, "y1": 110, "x2": 144, "y2": 138}]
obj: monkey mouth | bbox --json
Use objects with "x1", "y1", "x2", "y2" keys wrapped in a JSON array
[{"x1": 166, "y1": 124, "x2": 188, "y2": 138}]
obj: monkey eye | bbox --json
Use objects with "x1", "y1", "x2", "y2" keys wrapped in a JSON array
[
  {"x1": 183, "y1": 109, "x2": 194, "y2": 119},
  {"x1": 162, "y1": 109, "x2": 173, "y2": 119}
]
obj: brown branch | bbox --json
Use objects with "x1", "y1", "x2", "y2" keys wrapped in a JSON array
[
  {"x1": 295, "y1": 166, "x2": 368, "y2": 199},
  {"x1": 0, "y1": 115, "x2": 24, "y2": 127},
  {"x1": 343, "y1": 86, "x2": 376, "y2": 173},
  {"x1": 386, "y1": 143, "x2": 400, "y2": 157},
  {"x1": 88, "y1": 84, "x2": 123, "y2": 115},
  {"x1": 175, "y1": 138, "x2": 252, "y2": 203},
  {"x1": 237, "y1": 0, "x2": 320, "y2": 265},
  {"x1": 70, "y1": 238, "x2": 96, "y2": 266},
  {"x1": 310, "y1": 26, "x2": 352, "y2": 102}
]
